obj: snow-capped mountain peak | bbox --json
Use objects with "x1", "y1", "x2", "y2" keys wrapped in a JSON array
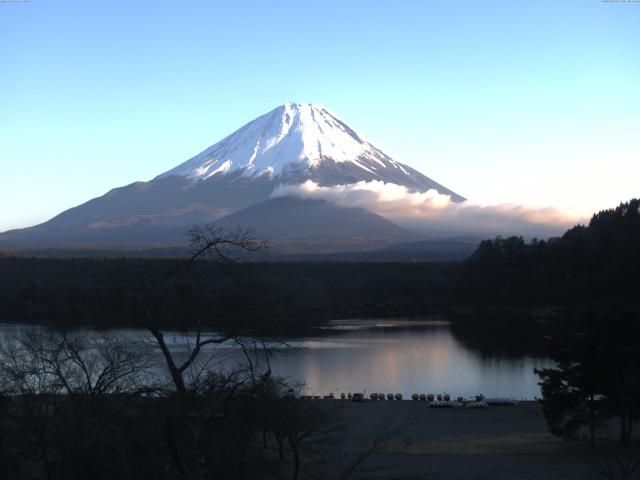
[
  {"x1": 158, "y1": 102, "x2": 394, "y2": 179},
  {"x1": 156, "y1": 102, "x2": 464, "y2": 202}
]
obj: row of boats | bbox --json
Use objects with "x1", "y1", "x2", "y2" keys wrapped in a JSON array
[{"x1": 292, "y1": 390, "x2": 519, "y2": 407}]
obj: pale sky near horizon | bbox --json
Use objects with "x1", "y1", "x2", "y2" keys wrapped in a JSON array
[{"x1": 1, "y1": 0, "x2": 639, "y2": 232}]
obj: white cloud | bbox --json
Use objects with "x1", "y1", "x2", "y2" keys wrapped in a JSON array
[{"x1": 272, "y1": 181, "x2": 590, "y2": 237}]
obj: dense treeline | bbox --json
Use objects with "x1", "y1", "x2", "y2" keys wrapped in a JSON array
[
  {"x1": 0, "y1": 258, "x2": 458, "y2": 329},
  {"x1": 462, "y1": 198, "x2": 640, "y2": 306},
  {"x1": 1, "y1": 199, "x2": 638, "y2": 330}
]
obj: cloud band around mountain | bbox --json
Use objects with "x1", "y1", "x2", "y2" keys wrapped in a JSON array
[{"x1": 272, "y1": 180, "x2": 589, "y2": 237}]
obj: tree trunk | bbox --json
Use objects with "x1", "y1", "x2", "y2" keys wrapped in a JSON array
[
  {"x1": 275, "y1": 433, "x2": 284, "y2": 460},
  {"x1": 164, "y1": 417, "x2": 190, "y2": 480},
  {"x1": 288, "y1": 438, "x2": 300, "y2": 480},
  {"x1": 624, "y1": 413, "x2": 633, "y2": 448},
  {"x1": 588, "y1": 395, "x2": 596, "y2": 448},
  {"x1": 38, "y1": 439, "x2": 53, "y2": 480},
  {"x1": 150, "y1": 328, "x2": 187, "y2": 396},
  {"x1": 620, "y1": 414, "x2": 628, "y2": 447}
]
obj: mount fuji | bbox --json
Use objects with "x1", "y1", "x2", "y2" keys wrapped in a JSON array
[
  {"x1": 0, "y1": 102, "x2": 465, "y2": 251},
  {"x1": 156, "y1": 102, "x2": 464, "y2": 200}
]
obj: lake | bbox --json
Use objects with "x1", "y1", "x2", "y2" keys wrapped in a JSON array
[{"x1": 0, "y1": 318, "x2": 552, "y2": 399}]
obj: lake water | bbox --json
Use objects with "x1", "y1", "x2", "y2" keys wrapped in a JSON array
[{"x1": 0, "y1": 319, "x2": 552, "y2": 400}]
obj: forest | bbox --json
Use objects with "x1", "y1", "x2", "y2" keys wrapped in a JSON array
[
  {"x1": 0, "y1": 199, "x2": 638, "y2": 331},
  {"x1": 462, "y1": 198, "x2": 640, "y2": 307},
  {"x1": 0, "y1": 257, "x2": 458, "y2": 330}
]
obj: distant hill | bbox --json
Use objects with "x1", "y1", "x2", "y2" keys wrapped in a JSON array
[{"x1": 217, "y1": 197, "x2": 405, "y2": 239}]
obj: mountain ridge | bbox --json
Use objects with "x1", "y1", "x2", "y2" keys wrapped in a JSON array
[{"x1": 0, "y1": 102, "x2": 465, "y2": 250}]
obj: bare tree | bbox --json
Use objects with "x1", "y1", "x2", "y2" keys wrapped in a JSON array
[
  {"x1": 119, "y1": 224, "x2": 268, "y2": 397},
  {"x1": 265, "y1": 398, "x2": 344, "y2": 480},
  {"x1": 116, "y1": 225, "x2": 277, "y2": 479},
  {"x1": 0, "y1": 332, "x2": 62, "y2": 480},
  {"x1": 0, "y1": 329, "x2": 154, "y2": 480},
  {"x1": 6, "y1": 330, "x2": 154, "y2": 399}
]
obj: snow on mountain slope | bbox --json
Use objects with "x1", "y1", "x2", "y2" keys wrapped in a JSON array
[
  {"x1": 158, "y1": 102, "x2": 376, "y2": 179},
  {"x1": 156, "y1": 103, "x2": 463, "y2": 203}
]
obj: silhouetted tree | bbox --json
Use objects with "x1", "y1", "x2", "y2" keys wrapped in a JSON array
[
  {"x1": 463, "y1": 198, "x2": 640, "y2": 305},
  {"x1": 120, "y1": 224, "x2": 267, "y2": 397},
  {"x1": 535, "y1": 317, "x2": 607, "y2": 446},
  {"x1": 0, "y1": 330, "x2": 154, "y2": 479},
  {"x1": 536, "y1": 307, "x2": 640, "y2": 447}
]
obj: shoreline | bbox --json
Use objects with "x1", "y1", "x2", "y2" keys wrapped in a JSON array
[{"x1": 334, "y1": 400, "x2": 617, "y2": 480}]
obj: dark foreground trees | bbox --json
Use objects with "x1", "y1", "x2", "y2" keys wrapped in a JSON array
[
  {"x1": 536, "y1": 307, "x2": 640, "y2": 448},
  {"x1": 118, "y1": 224, "x2": 268, "y2": 397},
  {"x1": 0, "y1": 330, "x2": 154, "y2": 479},
  {"x1": 0, "y1": 328, "x2": 392, "y2": 480},
  {"x1": 0, "y1": 225, "x2": 394, "y2": 479}
]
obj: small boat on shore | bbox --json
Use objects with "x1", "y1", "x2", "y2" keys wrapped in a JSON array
[
  {"x1": 486, "y1": 398, "x2": 519, "y2": 406},
  {"x1": 464, "y1": 400, "x2": 489, "y2": 409},
  {"x1": 295, "y1": 390, "x2": 518, "y2": 406},
  {"x1": 430, "y1": 400, "x2": 463, "y2": 408}
]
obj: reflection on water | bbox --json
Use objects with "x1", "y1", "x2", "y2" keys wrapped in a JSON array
[
  {"x1": 0, "y1": 319, "x2": 552, "y2": 399},
  {"x1": 270, "y1": 320, "x2": 551, "y2": 399}
]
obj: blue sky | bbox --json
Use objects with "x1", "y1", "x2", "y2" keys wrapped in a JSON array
[{"x1": 1, "y1": 0, "x2": 639, "y2": 231}]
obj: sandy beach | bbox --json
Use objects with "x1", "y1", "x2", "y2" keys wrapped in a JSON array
[{"x1": 337, "y1": 400, "x2": 605, "y2": 480}]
